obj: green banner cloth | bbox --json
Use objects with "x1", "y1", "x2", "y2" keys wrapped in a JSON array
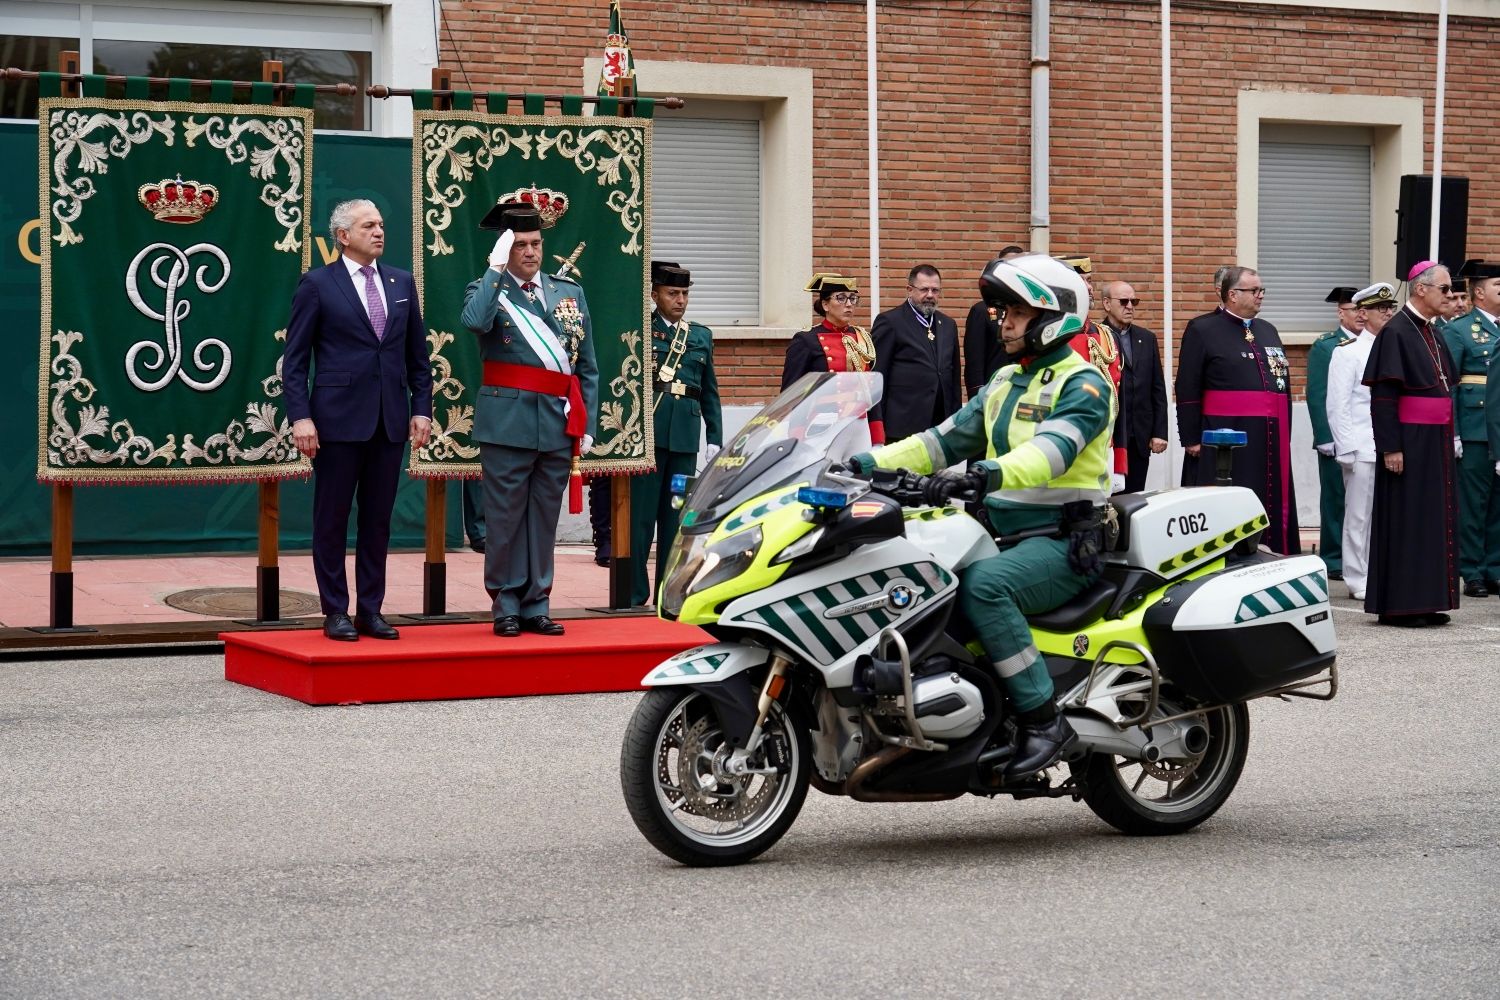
[
  {"x1": 410, "y1": 109, "x2": 654, "y2": 476},
  {"x1": 36, "y1": 98, "x2": 315, "y2": 485}
]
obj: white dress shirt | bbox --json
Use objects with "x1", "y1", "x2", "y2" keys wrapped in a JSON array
[
  {"x1": 1327, "y1": 330, "x2": 1376, "y2": 462},
  {"x1": 341, "y1": 254, "x2": 389, "y2": 326}
]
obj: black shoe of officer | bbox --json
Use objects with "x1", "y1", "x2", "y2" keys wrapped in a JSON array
[
  {"x1": 1463, "y1": 579, "x2": 1488, "y2": 598},
  {"x1": 323, "y1": 613, "x2": 358, "y2": 642},
  {"x1": 1003, "y1": 709, "x2": 1077, "y2": 780}
]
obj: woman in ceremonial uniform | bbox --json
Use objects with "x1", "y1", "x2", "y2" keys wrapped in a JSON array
[{"x1": 781, "y1": 273, "x2": 885, "y2": 444}]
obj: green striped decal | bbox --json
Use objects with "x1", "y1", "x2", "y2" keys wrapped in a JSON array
[
  {"x1": 653, "y1": 652, "x2": 729, "y2": 680},
  {"x1": 738, "y1": 561, "x2": 954, "y2": 664},
  {"x1": 1158, "y1": 513, "x2": 1269, "y2": 575},
  {"x1": 1235, "y1": 571, "x2": 1329, "y2": 623},
  {"x1": 903, "y1": 507, "x2": 961, "y2": 522},
  {"x1": 722, "y1": 489, "x2": 800, "y2": 534}
]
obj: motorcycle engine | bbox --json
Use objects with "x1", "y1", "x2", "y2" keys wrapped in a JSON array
[{"x1": 912, "y1": 671, "x2": 985, "y2": 740}]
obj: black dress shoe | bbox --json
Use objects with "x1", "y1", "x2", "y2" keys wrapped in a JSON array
[
  {"x1": 522, "y1": 614, "x2": 566, "y2": 636},
  {"x1": 1486, "y1": 580, "x2": 1500, "y2": 596},
  {"x1": 1327, "y1": 570, "x2": 1343, "y2": 581},
  {"x1": 323, "y1": 613, "x2": 358, "y2": 641},
  {"x1": 353, "y1": 613, "x2": 400, "y2": 640},
  {"x1": 1425, "y1": 612, "x2": 1452, "y2": 626},
  {"x1": 1378, "y1": 614, "x2": 1428, "y2": 628},
  {"x1": 1463, "y1": 580, "x2": 1488, "y2": 598},
  {"x1": 468, "y1": 537, "x2": 485, "y2": 554},
  {"x1": 494, "y1": 616, "x2": 521, "y2": 637},
  {"x1": 594, "y1": 552, "x2": 610, "y2": 567},
  {"x1": 1003, "y1": 714, "x2": 1077, "y2": 779}
]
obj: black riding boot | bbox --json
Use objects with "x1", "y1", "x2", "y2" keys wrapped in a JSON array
[
  {"x1": 588, "y1": 478, "x2": 612, "y2": 566},
  {"x1": 1003, "y1": 701, "x2": 1077, "y2": 779}
]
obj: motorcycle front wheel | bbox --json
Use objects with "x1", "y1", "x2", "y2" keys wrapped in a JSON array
[
  {"x1": 1070, "y1": 700, "x2": 1250, "y2": 836},
  {"x1": 620, "y1": 687, "x2": 811, "y2": 867}
]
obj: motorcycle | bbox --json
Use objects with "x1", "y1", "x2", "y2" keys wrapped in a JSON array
[{"x1": 619, "y1": 372, "x2": 1337, "y2": 867}]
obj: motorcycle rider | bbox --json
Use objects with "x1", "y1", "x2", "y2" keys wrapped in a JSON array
[{"x1": 848, "y1": 254, "x2": 1114, "y2": 778}]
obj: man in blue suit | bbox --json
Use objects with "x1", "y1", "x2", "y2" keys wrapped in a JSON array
[
  {"x1": 461, "y1": 201, "x2": 598, "y2": 637},
  {"x1": 283, "y1": 199, "x2": 433, "y2": 641}
]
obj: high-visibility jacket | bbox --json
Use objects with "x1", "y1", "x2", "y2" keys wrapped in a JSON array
[{"x1": 869, "y1": 345, "x2": 1114, "y2": 533}]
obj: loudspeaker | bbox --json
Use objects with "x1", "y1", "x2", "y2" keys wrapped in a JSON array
[{"x1": 1396, "y1": 175, "x2": 1468, "y2": 278}]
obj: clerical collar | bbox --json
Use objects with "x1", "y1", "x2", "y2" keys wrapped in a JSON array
[
  {"x1": 1223, "y1": 308, "x2": 1253, "y2": 324},
  {"x1": 1406, "y1": 302, "x2": 1435, "y2": 324}
]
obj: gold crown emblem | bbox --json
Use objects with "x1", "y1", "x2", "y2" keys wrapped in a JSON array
[
  {"x1": 137, "y1": 175, "x2": 219, "y2": 224},
  {"x1": 605, "y1": 33, "x2": 628, "y2": 48},
  {"x1": 504, "y1": 185, "x2": 569, "y2": 229}
]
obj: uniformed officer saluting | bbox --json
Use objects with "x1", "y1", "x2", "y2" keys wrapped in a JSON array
[
  {"x1": 462, "y1": 199, "x2": 599, "y2": 637},
  {"x1": 631, "y1": 261, "x2": 723, "y2": 606},
  {"x1": 848, "y1": 254, "x2": 1113, "y2": 780},
  {"x1": 1441, "y1": 258, "x2": 1500, "y2": 597}
]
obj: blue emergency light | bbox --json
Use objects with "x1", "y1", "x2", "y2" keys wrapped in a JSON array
[
  {"x1": 796, "y1": 487, "x2": 850, "y2": 509},
  {"x1": 670, "y1": 474, "x2": 693, "y2": 496},
  {"x1": 1201, "y1": 428, "x2": 1248, "y2": 448}
]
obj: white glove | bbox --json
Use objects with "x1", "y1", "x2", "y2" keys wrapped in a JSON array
[
  {"x1": 487, "y1": 229, "x2": 515, "y2": 270},
  {"x1": 1316, "y1": 442, "x2": 1336, "y2": 458},
  {"x1": 1335, "y1": 452, "x2": 1356, "y2": 469},
  {"x1": 581, "y1": 434, "x2": 593, "y2": 454},
  {"x1": 1455, "y1": 436, "x2": 1464, "y2": 459},
  {"x1": 703, "y1": 444, "x2": 721, "y2": 467},
  {"x1": 1110, "y1": 473, "x2": 1127, "y2": 495},
  {"x1": 1495, "y1": 461, "x2": 1500, "y2": 477}
]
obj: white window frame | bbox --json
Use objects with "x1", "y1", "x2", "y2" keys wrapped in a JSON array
[
  {"x1": 1, "y1": 0, "x2": 437, "y2": 137},
  {"x1": 583, "y1": 58, "x2": 813, "y2": 341},
  {"x1": 1236, "y1": 89, "x2": 1423, "y2": 344}
]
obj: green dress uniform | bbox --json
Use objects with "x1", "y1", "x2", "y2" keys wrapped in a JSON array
[
  {"x1": 856, "y1": 345, "x2": 1113, "y2": 715},
  {"x1": 631, "y1": 311, "x2": 723, "y2": 606},
  {"x1": 1305, "y1": 325, "x2": 1356, "y2": 576},
  {"x1": 1440, "y1": 307, "x2": 1500, "y2": 588}
]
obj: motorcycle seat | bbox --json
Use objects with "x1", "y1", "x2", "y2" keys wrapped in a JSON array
[{"x1": 1027, "y1": 577, "x2": 1119, "y2": 633}]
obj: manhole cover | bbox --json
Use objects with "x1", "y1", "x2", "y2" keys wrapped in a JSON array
[{"x1": 164, "y1": 587, "x2": 322, "y2": 618}]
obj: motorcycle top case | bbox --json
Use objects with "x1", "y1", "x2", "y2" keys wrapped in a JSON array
[{"x1": 1142, "y1": 554, "x2": 1336, "y2": 704}]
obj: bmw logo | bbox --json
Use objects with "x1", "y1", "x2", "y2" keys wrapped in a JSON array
[
  {"x1": 1072, "y1": 634, "x2": 1090, "y2": 657},
  {"x1": 887, "y1": 585, "x2": 916, "y2": 612}
]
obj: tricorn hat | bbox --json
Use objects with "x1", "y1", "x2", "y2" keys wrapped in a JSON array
[
  {"x1": 1459, "y1": 258, "x2": 1500, "y2": 280},
  {"x1": 1325, "y1": 286, "x2": 1359, "y2": 305},
  {"x1": 1055, "y1": 254, "x2": 1093, "y2": 276},
  {"x1": 651, "y1": 260, "x2": 692, "y2": 288},
  {"x1": 805, "y1": 272, "x2": 857, "y2": 295},
  {"x1": 479, "y1": 201, "x2": 542, "y2": 233}
]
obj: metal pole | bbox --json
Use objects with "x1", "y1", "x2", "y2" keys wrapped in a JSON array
[
  {"x1": 1162, "y1": 0, "x2": 1174, "y2": 457},
  {"x1": 1429, "y1": 0, "x2": 1449, "y2": 261},
  {"x1": 867, "y1": 0, "x2": 880, "y2": 314},
  {"x1": 1030, "y1": 0, "x2": 1051, "y2": 253}
]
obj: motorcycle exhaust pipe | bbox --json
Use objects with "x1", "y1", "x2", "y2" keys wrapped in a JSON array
[
  {"x1": 846, "y1": 745, "x2": 962, "y2": 802},
  {"x1": 1182, "y1": 722, "x2": 1210, "y2": 756}
]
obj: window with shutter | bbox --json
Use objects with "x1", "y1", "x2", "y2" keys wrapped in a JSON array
[
  {"x1": 650, "y1": 109, "x2": 762, "y2": 326},
  {"x1": 1257, "y1": 131, "x2": 1372, "y2": 331}
]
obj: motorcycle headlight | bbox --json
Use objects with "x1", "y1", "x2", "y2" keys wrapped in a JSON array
[{"x1": 687, "y1": 526, "x2": 763, "y2": 597}]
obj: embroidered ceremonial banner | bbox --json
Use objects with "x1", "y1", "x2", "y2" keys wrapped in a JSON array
[
  {"x1": 36, "y1": 98, "x2": 314, "y2": 484},
  {"x1": 410, "y1": 108, "x2": 653, "y2": 476}
]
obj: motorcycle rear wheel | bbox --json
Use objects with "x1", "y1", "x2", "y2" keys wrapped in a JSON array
[
  {"x1": 1071, "y1": 701, "x2": 1250, "y2": 835},
  {"x1": 620, "y1": 688, "x2": 811, "y2": 867}
]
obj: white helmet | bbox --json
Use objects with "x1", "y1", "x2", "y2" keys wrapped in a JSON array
[{"x1": 980, "y1": 254, "x2": 1089, "y2": 357}]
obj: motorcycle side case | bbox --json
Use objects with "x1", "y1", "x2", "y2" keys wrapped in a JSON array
[
  {"x1": 1110, "y1": 486, "x2": 1269, "y2": 579},
  {"x1": 1143, "y1": 554, "x2": 1336, "y2": 704}
]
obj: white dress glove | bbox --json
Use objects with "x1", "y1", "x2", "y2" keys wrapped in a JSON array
[
  {"x1": 487, "y1": 229, "x2": 515, "y2": 270},
  {"x1": 1335, "y1": 451, "x2": 1356, "y2": 469},
  {"x1": 1494, "y1": 460, "x2": 1499, "y2": 477},
  {"x1": 581, "y1": 434, "x2": 594, "y2": 455},
  {"x1": 1315, "y1": 442, "x2": 1336, "y2": 458},
  {"x1": 703, "y1": 444, "x2": 721, "y2": 469},
  {"x1": 1455, "y1": 436, "x2": 1464, "y2": 459},
  {"x1": 1110, "y1": 473, "x2": 1127, "y2": 495}
]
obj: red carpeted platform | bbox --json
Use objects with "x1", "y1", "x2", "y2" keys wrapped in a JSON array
[{"x1": 223, "y1": 617, "x2": 710, "y2": 705}]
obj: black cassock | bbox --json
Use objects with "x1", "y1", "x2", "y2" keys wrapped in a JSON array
[
  {"x1": 1175, "y1": 309, "x2": 1300, "y2": 554},
  {"x1": 1362, "y1": 306, "x2": 1459, "y2": 616}
]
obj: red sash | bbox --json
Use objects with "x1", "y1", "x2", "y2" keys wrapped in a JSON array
[{"x1": 482, "y1": 361, "x2": 587, "y2": 512}]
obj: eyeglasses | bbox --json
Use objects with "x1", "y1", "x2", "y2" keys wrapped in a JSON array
[
  {"x1": 830, "y1": 292, "x2": 860, "y2": 305},
  {"x1": 1230, "y1": 286, "x2": 1267, "y2": 296},
  {"x1": 1112, "y1": 297, "x2": 1140, "y2": 306}
]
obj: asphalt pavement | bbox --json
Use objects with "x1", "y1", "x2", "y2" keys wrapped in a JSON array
[{"x1": 1, "y1": 590, "x2": 1497, "y2": 999}]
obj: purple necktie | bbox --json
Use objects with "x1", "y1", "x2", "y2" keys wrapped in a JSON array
[{"x1": 360, "y1": 264, "x2": 386, "y2": 339}]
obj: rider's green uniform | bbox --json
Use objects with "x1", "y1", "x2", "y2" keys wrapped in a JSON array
[{"x1": 862, "y1": 346, "x2": 1113, "y2": 712}]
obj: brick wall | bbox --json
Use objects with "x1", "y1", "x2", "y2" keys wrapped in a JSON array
[{"x1": 440, "y1": 0, "x2": 1500, "y2": 406}]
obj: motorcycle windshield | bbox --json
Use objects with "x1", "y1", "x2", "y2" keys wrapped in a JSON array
[{"x1": 680, "y1": 371, "x2": 884, "y2": 532}]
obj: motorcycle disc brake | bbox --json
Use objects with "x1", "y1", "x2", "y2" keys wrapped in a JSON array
[{"x1": 674, "y1": 716, "x2": 777, "y2": 823}]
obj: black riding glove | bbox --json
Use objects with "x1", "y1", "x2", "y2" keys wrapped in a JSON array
[{"x1": 921, "y1": 467, "x2": 988, "y2": 505}]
